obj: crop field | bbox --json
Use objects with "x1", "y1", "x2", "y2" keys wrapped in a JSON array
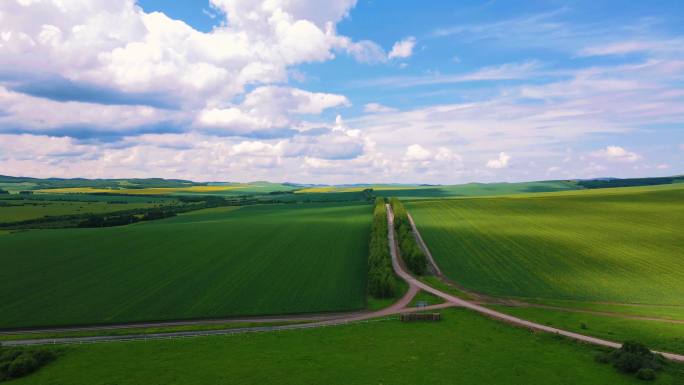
[
  {"x1": 0, "y1": 203, "x2": 371, "y2": 329},
  {"x1": 407, "y1": 184, "x2": 684, "y2": 305},
  {"x1": 293, "y1": 180, "x2": 581, "y2": 198},
  {"x1": 13, "y1": 308, "x2": 678, "y2": 385},
  {"x1": 0, "y1": 200, "x2": 170, "y2": 223},
  {"x1": 35, "y1": 185, "x2": 246, "y2": 195}
]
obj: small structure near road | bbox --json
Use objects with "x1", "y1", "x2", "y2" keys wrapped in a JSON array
[{"x1": 400, "y1": 313, "x2": 441, "y2": 322}]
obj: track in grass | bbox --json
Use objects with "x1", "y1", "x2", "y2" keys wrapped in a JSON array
[
  {"x1": 491, "y1": 305, "x2": 684, "y2": 356},
  {"x1": 0, "y1": 203, "x2": 371, "y2": 329},
  {"x1": 11, "y1": 308, "x2": 675, "y2": 385},
  {"x1": 407, "y1": 184, "x2": 684, "y2": 305}
]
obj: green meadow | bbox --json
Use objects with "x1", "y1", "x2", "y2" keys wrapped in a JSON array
[
  {"x1": 0, "y1": 203, "x2": 371, "y2": 329},
  {"x1": 14, "y1": 308, "x2": 682, "y2": 385},
  {"x1": 491, "y1": 305, "x2": 684, "y2": 355},
  {"x1": 407, "y1": 184, "x2": 684, "y2": 305}
]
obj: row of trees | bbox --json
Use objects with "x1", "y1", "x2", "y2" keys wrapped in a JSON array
[
  {"x1": 390, "y1": 197, "x2": 427, "y2": 275},
  {"x1": 367, "y1": 198, "x2": 397, "y2": 298}
]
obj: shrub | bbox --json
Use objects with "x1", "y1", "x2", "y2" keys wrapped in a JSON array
[
  {"x1": 367, "y1": 198, "x2": 398, "y2": 298},
  {"x1": 389, "y1": 197, "x2": 427, "y2": 275},
  {"x1": 596, "y1": 341, "x2": 664, "y2": 380},
  {"x1": 0, "y1": 347, "x2": 56, "y2": 382},
  {"x1": 636, "y1": 368, "x2": 656, "y2": 381}
]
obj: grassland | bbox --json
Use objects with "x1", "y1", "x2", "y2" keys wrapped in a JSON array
[
  {"x1": 407, "y1": 184, "x2": 684, "y2": 306},
  {"x1": 491, "y1": 305, "x2": 684, "y2": 355},
  {"x1": 0, "y1": 203, "x2": 371, "y2": 329},
  {"x1": 14, "y1": 308, "x2": 682, "y2": 385},
  {"x1": 523, "y1": 299, "x2": 684, "y2": 321}
]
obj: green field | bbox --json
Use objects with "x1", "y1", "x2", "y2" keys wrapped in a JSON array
[
  {"x1": 14, "y1": 308, "x2": 682, "y2": 385},
  {"x1": 0, "y1": 200, "x2": 170, "y2": 223},
  {"x1": 407, "y1": 184, "x2": 684, "y2": 305},
  {"x1": 491, "y1": 305, "x2": 684, "y2": 356},
  {"x1": 0, "y1": 203, "x2": 371, "y2": 329}
]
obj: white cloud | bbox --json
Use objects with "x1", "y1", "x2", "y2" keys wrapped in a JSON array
[
  {"x1": 0, "y1": 0, "x2": 373, "y2": 135},
  {"x1": 404, "y1": 144, "x2": 431, "y2": 161},
  {"x1": 656, "y1": 164, "x2": 670, "y2": 170},
  {"x1": 388, "y1": 37, "x2": 416, "y2": 59},
  {"x1": 591, "y1": 146, "x2": 641, "y2": 162},
  {"x1": 356, "y1": 60, "x2": 541, "y2": 88},
  {"x1": 363, "y1": 103, "x2": 397, "y2": 113},
  {"x1": 579, "y1": 39, "x2": 684, "y2": 57},
  {"x1": 0, "y1": 86, "x2": 181, "y2": 132},
  {"x1": 194, "y1": 86, "x2": 349, "y2": 136},
  {"x1": 486, "y1": 152, "x2": 511, "y2": 169}
]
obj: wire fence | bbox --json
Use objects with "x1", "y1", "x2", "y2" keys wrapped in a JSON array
[{"x1": 3, "y1": 316, "x2": 401, "y2": 347}]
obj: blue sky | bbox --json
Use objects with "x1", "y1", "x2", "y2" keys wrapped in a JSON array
[{"x1": 0, "y1": 0, "x2": 682, "y2": 183}]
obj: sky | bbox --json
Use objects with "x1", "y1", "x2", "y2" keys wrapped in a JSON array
[{"x1": 0, "y1": 0, "x2": 682, "y2": 184}]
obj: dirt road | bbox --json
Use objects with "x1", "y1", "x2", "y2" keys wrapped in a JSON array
[{"x1": 5, "y1": 204, "x2": 684, "y2": 365}]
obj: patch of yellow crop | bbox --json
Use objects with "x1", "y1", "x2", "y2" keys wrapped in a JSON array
[{"x1": 294, "y1": 187, "x2": 336, "y2": 193}]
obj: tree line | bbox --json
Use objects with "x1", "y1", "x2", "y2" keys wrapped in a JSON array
[
  {"x1": 367, "y1": 197, "x2": 398, "y2": 298},
  {"x1": 390, "y1": 197, "x2": 427, "y2": 275}
]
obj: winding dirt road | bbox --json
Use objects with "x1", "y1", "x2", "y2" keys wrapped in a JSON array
[{"x1": 5, "y1": 204, "x2": 684, "y2": 365}]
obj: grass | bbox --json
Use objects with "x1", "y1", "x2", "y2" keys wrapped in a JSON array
[
  {"x1": 490, "y1": 305, "x2": 684, "y2": 356},
  {"x1": 366, "y1": 279, "x2": 409, "y2": 311},
  {"x1": 408, "y1": 290, "x2": 444, "y2": 307},
  {"x1": 0, "y1": 320, "x2": 310, "y2": 342},
  {"x1": 0, "y1": 203, "x2": 371, "y2": 329},
  {"x1": 13, "y1": 308, "x2": 682, "y2": 385},
  {"x1": 407, "y1": 184, "x2": 684, "y2": 306},
  {"x1": 418, "y1": 276, "x2": 474, "y2": 300},
  {"x1": 523, "y1": 299, "x2": 684, "y2": 321}
]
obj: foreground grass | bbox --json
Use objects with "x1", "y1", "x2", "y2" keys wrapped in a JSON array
[
  {"x1": 0, "y1": 203, "x2": 371, "y2": 328},
  {"x1": 14, "y1": 308, "x2": 682, "y2": 385},
  {"x1": 408, "y1": 184, "x2": 684, "y2": 306},
  {"x1": 491, "y1": 305, "x2": 684, "y2": 356}
]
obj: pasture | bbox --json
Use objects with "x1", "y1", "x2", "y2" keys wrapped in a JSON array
[
  {"x1": 13, "y1": 308, "x2": 678, "y2": 385},
  {"x1": 492, "y1": 305, "x2": 684, "y2": 355},
  {"x1": 407, "y1": 184, "x2": 684, "y2": 305},
  {"x1": 0, "y1": 203, "x2": 371, "y2": 329}
]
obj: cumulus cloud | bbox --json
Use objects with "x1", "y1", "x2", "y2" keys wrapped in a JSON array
[
  {"x1": 486, "y1": 152, "x2": 511, "y2": 169},
  {"x1": 388, "y1": 37, "x2": 416, "y2": 59},
  {"x1": 404, "y1": 144, "x2": 432, "y2": 161},
  {"x1": 591, "y1": 146, "x2": 641, "y2": 162},
  {"x1": 0, "y1": 0, "x2": 371, "y2": 136},
  {"x1": 194, "y1": 86, "x2": 349, "y2": 137}
]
